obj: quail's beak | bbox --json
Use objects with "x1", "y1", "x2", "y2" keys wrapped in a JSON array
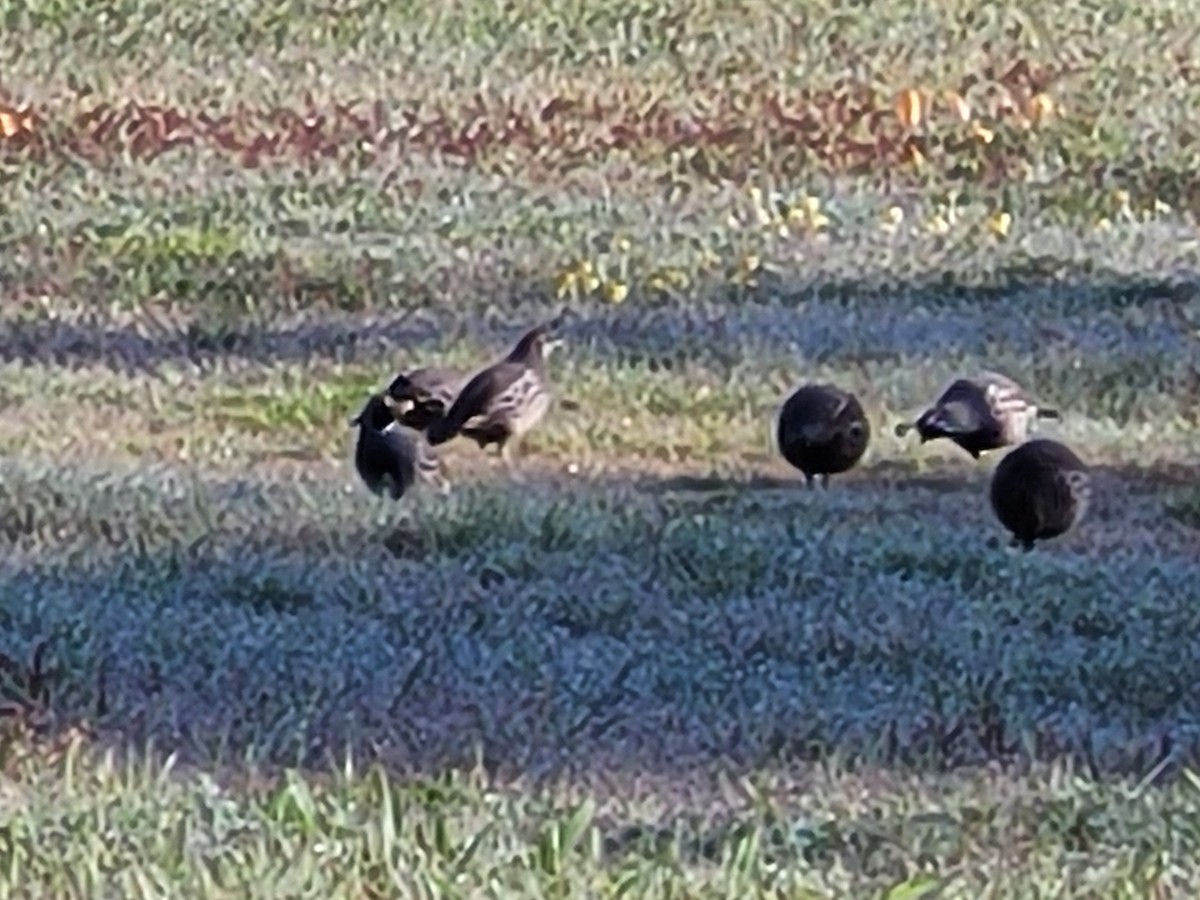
[{"x1": 349, "y1": 414, "x2": 362, "y2": 428}]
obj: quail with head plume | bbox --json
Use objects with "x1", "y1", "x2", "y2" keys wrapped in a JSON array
[
  {"x1": 895, "y1": 370, "x2": 1060, "y2": 459},
  {"x1": 989, "y1": 438, "x2": 1090, "y2": 551},
  {"x1": 425, "y1": 314, "x2": 565, "y2": 468},
  {"x1": 350, "y1": 393, "x2": 449, "y2": 499},
  {"x1": 384, "y1": 366, "x2": 467, "y2": 432},
  {"x1": 776, "y1": 383, "x2": 871, "y2": 489}
]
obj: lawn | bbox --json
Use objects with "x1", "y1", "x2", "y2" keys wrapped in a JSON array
[{"x1": 2, "y1": 0, "x2": 1200, "y2": 895}]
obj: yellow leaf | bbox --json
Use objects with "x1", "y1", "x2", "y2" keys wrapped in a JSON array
[
  {"x1": 896, "y1": 89, "x2": 923, "y2": 128},
  {"x1": 740, "y1": 253, "x2": 761, "y2": 272},
  {"x1": 883, "y1": 206, "x2": 905, "y2": 224},
  {"x1": 944, "y1": 89, "x2": 971, "y2": 122},
  {"x1": 555, "y1": 271, "x2": 578, "y2": 298},
  {"x1": 1096, "y1": 216, "x2": 1113, "y2": 232},
  {"x1": 908, "y1": 145, "x2": 926, "y2": 168},
  {"x1": 988, "y1": 211, "x2": 1012, "y2": 238},
  {"x1": 0, "y1": 110, "x2": 24, "y2": 138},
  {"x1": 1027, "y1": 93, "x2": 1054, "y2": 123},
  {"x1": 972, "y1": 124, "x2": 995, "y2": 144},
  {"x1": 926, "y1": 214, "x2": 950, "y2": 236},
  {"x1": 603, "y1": 281, "x2": 628, "y2": 304},
  {"x1": 582, "y1": 274, "x2": 601, "y2": 293}
]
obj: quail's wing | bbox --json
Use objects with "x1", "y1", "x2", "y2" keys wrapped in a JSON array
[
  {"x1": 975, "y1": 370, "x2": 1039, "y2": 402},
  {"x1": 410, "y1": 367, "x2": 468, "y2": 404},
  {"x1": 934, "y1": 377, "x2": 989, "y2": 408},
  {"x1": 439, "y1": 362, "x2": 526, "y2": 432},
  {"x1": 779, "y1": 385, "x2": 837, "y2": 437}
]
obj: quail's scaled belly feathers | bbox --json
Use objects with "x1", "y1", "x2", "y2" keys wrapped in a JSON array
[
  {"x1": 351, "y1": 394, "x2": 446, "y2": 500},
  {"x1": 989, "y1": 438, "x2": 1091, "y2": 551},
  {"x1": 425, "y1": 317, "x2": 562, "y2": 465},
  {"x1": 776, "y1": 383, "x2": 871, "y2": 488},
  {"x1": 896, "y1": 371, "x2": 1060, "y2": 459}
]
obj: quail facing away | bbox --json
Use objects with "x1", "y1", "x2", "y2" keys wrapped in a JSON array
[
  {"x1": 350, "y1": 393, "x2": 449, "y2": 499},
  {"x1": 384, "y1": 366, "x2": 467, "y2": 432},
  {"x1": 989, "y1": 438, "x2": 1091, "y2": 551},
  {"x1": 895, "y1": 371, "x2": 1060, "y2": 459},
  {"x1": 425, "y1": 315, "x2": 565, "y2": 468},
  {"x1": 776, "y1": 383, "x2": 871, "y2": 489}
]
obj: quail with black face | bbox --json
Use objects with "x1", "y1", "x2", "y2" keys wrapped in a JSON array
[
  {"x1": 896, "y1": 371, "x2": 1060, "y2": 459},
  {"x1": 350, "y1": 393, "x2": 448, "y2": 499}
]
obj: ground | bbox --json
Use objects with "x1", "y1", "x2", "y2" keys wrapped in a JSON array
[{"x1": 2, "y1": 0, "x2": 1200, "y2": 895}]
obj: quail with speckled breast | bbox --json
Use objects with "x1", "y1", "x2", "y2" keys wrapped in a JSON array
[
  {"x1": 351, "y1": 393, "x2": 449, "y2": 499},
  {"x1": 425, "y1": 314, "x2": 565, "y2": 468},
  {"x1": 384, "y1": 366, "x2": 467, "y2": 432},
  {"x1": 776, "y1": 383, "x2": 871, "y2": 489},
  {"x1": 895, "y1": 371, "x2": 1060, "y2": 459},
  {"x1": 989, "y1": 438, "x2": 1091, "y2": 551}
]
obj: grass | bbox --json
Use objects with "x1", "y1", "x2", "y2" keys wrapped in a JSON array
[{"x1": 1, "y1": 0, "x2": 1200, "y2": 895}]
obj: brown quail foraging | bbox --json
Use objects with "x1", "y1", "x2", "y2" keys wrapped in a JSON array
[
  {"x1": 384, "y1": 366, "x2": 468, "y2": 432},
  {"x1": 989, "y1": 438, "x2": 1091, "y2": 551},
  {"x1": 776, "y1": 384, "x2": 871, "y2": 489},
  {"x1": 425, "y1": 315, "x2": 565, "y2": 469},
  {"x1": 895, "y1": 371, "x2": 1060, "y2": 459},
  {"x1": 350, "y1": 393, "x2": 449, "y2": 499}
]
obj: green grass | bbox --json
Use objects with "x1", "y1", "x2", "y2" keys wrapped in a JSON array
[{"x1": 2, "y1": 0, "x2": 1200, "y2": 895}]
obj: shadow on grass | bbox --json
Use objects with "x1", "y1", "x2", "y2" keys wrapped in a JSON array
[
  {"x1": 0, "y1": 269, "x2": 1197, "y2": 376},
  {"x1": 0, "y1": 456, "x2": 1197, "y2": 789}
]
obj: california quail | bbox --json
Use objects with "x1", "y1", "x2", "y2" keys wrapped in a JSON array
[
  {"x1": 350, "y1": 393, "x2": 449, "y2": 499},
  {"x1": 385, "y1": 366, "x2": 467, "y2": 432},
  {"x1": 989, "y1": 438, "x2": 1090, "y2": 551},
  {"x1": 776, "y1": 383, "x2": 871, "y2": 489},
  {"x1": 425, "y1": 315, "x2": 565, "y2": 468},
  {"x1": 895, "y1": 371, "x2": 1060, "y2": 459}
]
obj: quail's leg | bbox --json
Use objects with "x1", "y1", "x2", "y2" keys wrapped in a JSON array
[
  {"x1": 431, "y1": 469, "x2": 452, "y2": 497},
  {"x1": 804, "y1": 474, "x2": 816, "y2": 490},
  {"x1": 498, "y1": 441, "x2": 515, "y2": 473},
  {"x1": 820, "y1": 475, "x2": 831, "y2": 490}
]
